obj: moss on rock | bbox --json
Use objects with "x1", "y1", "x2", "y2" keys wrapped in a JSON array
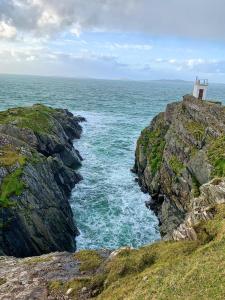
[
  {"x1": 169, "y1": 155, "x2": 184, "y2": 175},
  {"x1": 0, "y1": 147, "x2": 26, "y2": 167},
  {"x1": 137, "y1": 126, "x2": 166, "y2": 176},
  {"x1": 74, "y1": 250, "x2": 103, "y2": 272},
  {"x1": 0, "y1": 104, "x2": 55, "y2": 134},
  {"x1": 207, "y1": 135, "x2": 225, "y2": 177},
  {"x1": 0, "y1": 164, "x2": 26, "y2": 209},
  {"x1": 185, "y1": 120, "x2": 205, "y2": 142}
]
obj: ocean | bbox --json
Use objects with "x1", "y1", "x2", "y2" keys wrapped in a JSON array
[{"x1": 0, "y1": 74, "x2": 225, "y2": 249}]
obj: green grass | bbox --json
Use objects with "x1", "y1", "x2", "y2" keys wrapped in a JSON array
[
  {"x1": 74, "y1": 250, "x2": 103, "y2": 272},
  {"x1": 47, "y1": 204, "x2": 225, "y2": 300},
  {"x1": 24, "y1": 256, "x2": 52, "y2": 265},
  {"x1": 0, "y1": 147, "x2": 26, "y2": 167},
  {"x1": 138, "y1": 126, "x2": 167, "y2": 176},
  {"x1": 0, "y1": 104, "x2": 55, "y2": 134},
  {"x1": 185, "y1": 120, "x2": 205, "y2": 142},
  {"x1": 148, "y1": 137, "x2": 166, "y2": 176},
  {"x1": 94, "y1": 204, "x2": 225, "y2": 300},
  {"x1": 191, "y1": 174, "x2": 201, "y2": 197},
  {"x1": 48, "y1": 278, "x2": 90, "y2": 300},
  {"x1": 169, "y1": 155, "x2": 184, "y2": 175},
  {"x1": 0, "y1": 147, "x2": 27, "y2": 208},
  {"x1": 207, "y1": 136, "x2": 225, "y2": 177},
  {"x1": 0, "y1": 167, "x2": 25, "y2": 208}
]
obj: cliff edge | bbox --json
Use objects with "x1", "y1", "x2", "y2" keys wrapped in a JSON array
[
  {"x1": 1, "y1": 98, "x2": 225, "y2": 299},
  {"x1": 134, "y1": 95, "x2": 225, "y2": 239},
  {"x1": 0, "y1": 104, "x2": 84, "y2": 257}
]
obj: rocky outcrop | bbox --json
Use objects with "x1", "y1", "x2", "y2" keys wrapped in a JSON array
[
  {"x1": 0, "y1": 250, "x2": 112, "y2": 300},
  {"x1": 0, "y1": 104, "x2": 85, "y2": 257},
  {"x1": 172, "y1": 178, "x2": 225, "y2": 240},
  {"x1": 134, "y1": 95, "x2": 225, "y2": 239}
]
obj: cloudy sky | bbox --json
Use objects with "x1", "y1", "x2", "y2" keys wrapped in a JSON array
[{"x1": 1, "y1": 0, "x2": 225, "y2": 81}]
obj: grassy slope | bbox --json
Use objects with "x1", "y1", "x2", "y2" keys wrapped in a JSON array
[
  {"x1": 47, "y1": 204, "x2": 225, "y2": 300},
  {"x1": 0, "y1": 104, "x2": 55, "y2": 134},
  {"x1": 95, "y1": 205, "x2": 225, "y2": 300}
]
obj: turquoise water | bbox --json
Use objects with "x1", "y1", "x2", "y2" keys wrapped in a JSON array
[{"x1": 0, "y1": 75, "x2": 225, "y2": 249}]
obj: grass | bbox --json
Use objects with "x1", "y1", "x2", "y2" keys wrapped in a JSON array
[
  {"x1": 0, "y1": 147, "x2": 26, "y2": 167},
  {"x1": 74, "y1": 250, "x2": 103, "y2": 272},
  {"x1": 0, "y1": 167, "x2": 25, "y2": 208},
  {"x1": 191, "y1": 174, "x2": 201, "y2": 197},
  {"x1": 207, "y1": 136, "x2": 225, "y2": 177},
  {"x1": 48, "y1": 278, "x2": 90, "y2": 300},
  {"x1": 169, "y1": 155, "x2": 184, "y2": 175},
  {"x1": 185, "y1": 120, "x2": 205, "y2": 142},
  {"x1": 0, "y1": 147, "x2": 27, "y2": 209},
  {"x1": 94, "y1": 204, "x2": 225, "y2": 300},
  {"x1": 0, "y1": 104, "x2": 55, "y2": 134},
  {"x1": 24, "y1": 256, "x2": 52, "y2": 265},
  {"x1": 47, "y1": 204, "x2": 225, "y2": 299},
  {"x1": 138, "y1": 115, "x2": 168, "y2": 176}
]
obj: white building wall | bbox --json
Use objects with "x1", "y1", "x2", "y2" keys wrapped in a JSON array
[{"x1": 193, "y1": 83, "x2": 208, "y2": 100}]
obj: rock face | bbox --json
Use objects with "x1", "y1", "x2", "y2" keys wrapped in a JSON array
[
  {"x1": 0, "y1": 104, "x2": 85, "y2": 257},
  {"x1": 134, "y1": 95, "x2": 225, "y2": 239}
]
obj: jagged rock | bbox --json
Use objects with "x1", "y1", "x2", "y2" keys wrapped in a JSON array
[
  {"x1": 134, "y1": 95, "x2": 225, "y2": 239},
  {"x1": 172, "y1": 178, "x2": 225, "y2": 240},
  {"x1": 0, "y1": 104, "x2": 85, "y2": 257}
]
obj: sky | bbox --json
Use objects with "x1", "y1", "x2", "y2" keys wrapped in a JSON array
[{"x1": 1, "y1": 0, "x2": 225, "y2": 82}]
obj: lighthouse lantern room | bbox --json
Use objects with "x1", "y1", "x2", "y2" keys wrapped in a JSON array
[{"x1": 193, "y1": 77, "x2": 208, "y2": 100}]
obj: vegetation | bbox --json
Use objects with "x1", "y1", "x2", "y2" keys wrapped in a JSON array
[
  {"x1": 49, "y1": 277, "x2": 91, "y2": 300},
  {"x1": 74, "y1": 250, "x2": 103, "y2": 272},
  {"x1": 0, "y1": 147, "x2": 26, "y2": 208},
  {"x1": 138, "y1": 119, "x2": 168, "y2": 176},
  {"x1": 185, "y1": 120, "x2": 205, "y2": 142},
  {"x1": 169, "y1": 155, "x2": 184, "y2": 175},
  {"x1": 0, "y1": 147, "x2": 26, "y2": 167},
  {"x1": 0, "y1": 104, "x2": 55, "y2": 208},
  {"x1": 0, "y1": 104, "x2": 55, "y2": 134},
  {"x1": 24, "y1": 256, "x2": 52, "y2": 265},
  {"x1": 191, "y1": 174, "x2": 201, "y2": 197},
  {"x1": 0, "y1": 167, "x2": 25, "y2": 208},
  {"x1": 207, "y1": 135, "x2": 225, "y2": 177},
  {"x1": 96, "y1": 204, "x2": 225, "y2": 299},
  {"x1": 46, "y1": 204, "x2": 225, "y2": 299},
  {"x1": 0, "y1": 278, "x2": 6, "y2": 285}
]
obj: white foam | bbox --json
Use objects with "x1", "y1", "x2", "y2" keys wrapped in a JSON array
[{"x1": 71, "y1": 110, "x2": 160, "y2": 249}]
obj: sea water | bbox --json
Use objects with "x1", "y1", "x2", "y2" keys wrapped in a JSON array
[{"x1": 0, "y1": 75, "x2": 225, "y2": 249}]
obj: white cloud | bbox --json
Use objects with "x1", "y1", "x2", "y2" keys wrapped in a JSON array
[
  {"x1": 0, "y1": 0, "x2": 224, "y2": 40},
  {"x1": 70, "y1": 23, "x2": 82, "y2": 37},
  {"x1": 108, "y1": 43, "x2": 153, "y2": 50},
  {"x1": 154, "y1": 57, "x2": 225, "y2": 74},
  {"x1": 0, "y1": 21, "x2": 17, "y2": 39},
  {"x1": 38, "y1": 10, "x2": 61, "y2": 28}
]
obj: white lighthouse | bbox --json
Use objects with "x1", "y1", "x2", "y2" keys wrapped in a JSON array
[{"x1": 193, "y1": 77, "x2": 208, "y2": 100}]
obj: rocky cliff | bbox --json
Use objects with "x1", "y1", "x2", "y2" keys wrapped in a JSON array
[
  {"x1": 0, "y1": 104, "x2": 84, "y2": 257},
  {"x1": 134, "y1": 95, "x2": 225, "y2": 239},
  {"x1": 1, "y1": 98, "x2": 225, "y2": 299}
]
